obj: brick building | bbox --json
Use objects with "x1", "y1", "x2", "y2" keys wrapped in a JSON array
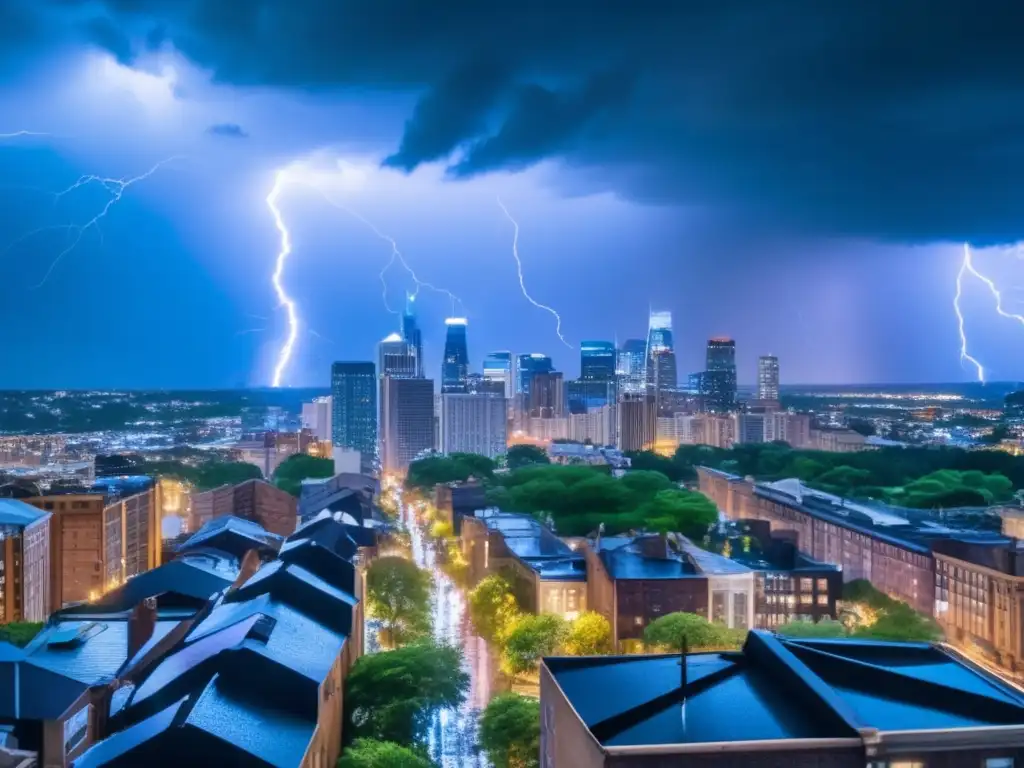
[
  {"x1": 0, "y1": 499, "x2": 52, "y2": 623},
  {"x1": 541, "y1": 631, "x2": 1024, "y2": 768},
  {"x1": 190, "y1": 479, "x2": 298, "y2": 538}
]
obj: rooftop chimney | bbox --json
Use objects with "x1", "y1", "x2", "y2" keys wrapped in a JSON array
[{"x1": 128, "y1": 597, "x2": 157, "y2": 660}]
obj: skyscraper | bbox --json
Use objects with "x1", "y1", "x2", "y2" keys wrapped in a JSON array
[
  {"x1": 381, "y1": 377, "x2": 435, "y2": 473},
  {"x1": 581, "y1": 341, "x2": 616, "y2": 382},
  {"x1": 757, "y1": 355, "x2": 780, "y2": 401},
  {"x1": 528, "y1": 371, "x2": 565, "y2": 418},
  {"x1": 378, "y1": 333, "x2": 418, "y2": 379},
  {"x1": 618, "y1": 393, "x2": 657, "y2": 452},
  {"x1": 483, "y1": 351, "x2": 514, "y2": 399},
  {"x1": 439, "y1": 392, "x2": 507, "y2": 458},
  {"x1": 617, "y1": 339, "x2": 647, "y2": 395},
  {"x1": 441, "y1": 318, "x2": 469, "y2": 393},
  {"x1": 517, "y1": 353, "x2": 554, "y2": 398},
  {"x1": 645, "y1": 311, "x2": 677, "y2": 397},
  {"x1": 704, "y1": 338, "x2": 737, "y2": 413},
  {"x1": 330, "y1": 362, "x2": 377, "y2": 460},
  {"x1": 401, "y1": 292, "x2": 424, "y2": 378}
]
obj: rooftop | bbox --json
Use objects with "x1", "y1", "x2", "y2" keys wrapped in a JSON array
[
  {"x1": 177, "y1": 515, "x2": 283, "y2": 559},
  {"x1": 595, "y1": 533, "x2": 751, "y2": 580},
  {"x1": 481, "y1": 512, "x2": 586, "y2": 581},
  {"x1": 545, "y1": 631, "x2": 1024, "y2": 753},
  {"x1": 0, "y1": 498, "x2": 49, "y2": 528}
]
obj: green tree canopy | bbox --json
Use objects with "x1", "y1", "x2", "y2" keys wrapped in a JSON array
[
  {"x1": 337, "y1": 739, "x2": 434, "y2": 768},
  {"x1": 365, "y1": 557, "x2": 433, "y2": 646},
  {"x1": 405, "y1": 454, "x2": 495, "y2": 490},
  {"x1": 478, "y1": 693, "x2": 541, "y2": 768},
  {"x1": 505, "y1": 444, "x2": 550, "y2": 470},
  {"x1": 625, "y1": 451, "x2": 685, "y2": 482},
  {"x1": 564, "y1": 611, "x2": 612, "y2": 656},
  {"x1": 636, "y1": 489, "x2": 718, "y2": 536},
  {"x1": 643, "y1": 612, "x2": 744, "y2": 652},
  {"x1": 0, "y1": 622, "x2": 42, "y2": 647},
  {"x1": 501, "y1": 614, "x2": 567, "y2": 677},
  {"x1": 618, "y1": 470, "x2": 674, "y2": 499},
  {"x1": 272, "y1": 454, "x2": 334, "y2": 496},
  {"x1": 776, "y1": 618, "x2": 847, "y2": 638},
  {"x1": 468, "y1": 575, "x2": 521, "y2": 644},
  {"x1": 345, "y1": 641, "x2": 469, "y2": 745}
]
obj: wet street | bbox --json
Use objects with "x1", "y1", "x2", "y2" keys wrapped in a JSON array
[{"x1": 367, "y1": 489, "x2": 499, "y2": 766}]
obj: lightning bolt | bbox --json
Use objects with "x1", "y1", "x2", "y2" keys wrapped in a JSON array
[
  {"x1": 267, "y1": 171, "x2": 299, "y2": 388},
  {"x1": 0, "y1": 131, "x2": 51, "y2": 139},
  {"x1": 496, "y1": 196, "x2": 573, "y2": 350},
  {"x1": 319, "y1": 194, "x2": 462, "y2": 317},
  {"x1": 955, "y1": 243, "x2": 1024, "y2": 382},
  {"x1": 8, "y1": 157, "x2": 182, "y2": 289}
]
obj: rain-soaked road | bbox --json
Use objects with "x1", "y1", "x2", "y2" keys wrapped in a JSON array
[{"x1": 367, "y1": 490, "x2": 499, "y2": 766}]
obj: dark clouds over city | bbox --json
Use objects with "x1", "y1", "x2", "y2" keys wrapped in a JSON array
[{"x1": 1, "y1": 1, "x2": 1023, "y2": 387}]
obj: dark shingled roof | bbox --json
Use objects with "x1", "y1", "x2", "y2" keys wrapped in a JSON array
[{"x1": 177, "y1": 516, "x2": 283, "y2": 560}]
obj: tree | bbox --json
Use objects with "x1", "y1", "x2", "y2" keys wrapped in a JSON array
[
  {"x1": 637, "y1": 489, "x2": 718, "y2": 536},
  {"x1": 345, "y1": 641, "x2": 469, "y2": 745},
  {"x1": 478, "y1": 693, "x2": 541, "y2": 768},
  {"x1": 564, "y1": 611, "x2": 612, "y2": 656},
  {"x1": 337, "y1": 739, "x2": 434, "y2": 768},
  {"x1": 405, "y1": 454, "x2": 495, "y2": 490},
  {"x1": 468, "y1": 575, "x2": 521, "y2": 644},
  {"x1": 619, "y1": 470, "x2": 674, "y2": 500},
  {"x1": 505, "y1": 444, "x2": 550, "y2": 470},
  {"x1": 0, "y1": 622, "x2": 42, "y2": 647},
  {"x1": 625, "y1": 451, "x2": 685, "y2": 482},
  {"x1": 501, "y1": 614, "x2": 567, "y2": 677},
  {"x1": 365, "y1": 557, "x2": 432, "y2": 646},
  {"x1": 776, "y1": 618, "x2": 847, "y2": 638},
  {"x1": 272, "y1": 454, "x2": 334, "y2": 497},
  {"x1": 854, "y1": 604, "x2": 941, "y2": 642},
  {"x1": 643, "y1": 612, "x2": 743, "y2": 651}
]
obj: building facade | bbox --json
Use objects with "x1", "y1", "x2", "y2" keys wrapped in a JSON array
[
  {"x1": 616, "y1": 338, "x2": 647, "y2": 395},
  {"x1": 300, "y1": 396, "x2": 332, "y2": 442},
  {"x1": 441, "y1": 318, "x2": 470, "y2": 393},
  {"x1": 401, "y1": 292, "x2": 424, "y2": 378},
  {"x1": 757, "y1": 354, "x2": 780, "y2": 401},
  {"x1": 703, "y1": 337, "x2": 737, "y2": 413},
  {"x1": 439, "y1": 392, "x2": 508, "y2": 458},
  {"x1": 190, "y1": 479, "x2": 298, "y2": 538},
  {"x1": 580, "y1": 341, "x2": 616, "y2": 383},
  {"x1": 618, "y1": 393, "x2": 656, "y2": 451},
  {"x1": 381, "y1": 377, "x2": 435, "y2": 473},
  {"x1": 330, "y1": 361, "x2": 377, "y2": 461},
  {"x1": 378, "y1": 333, "x2": 418, "y2": 379},
  {"x1": 645, "y1": 311, "x2": 677, "y2": 402}
]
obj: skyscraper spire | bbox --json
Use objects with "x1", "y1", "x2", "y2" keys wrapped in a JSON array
[{"x1": 401, "y1": 291, "x2": 424, "y2": 377}]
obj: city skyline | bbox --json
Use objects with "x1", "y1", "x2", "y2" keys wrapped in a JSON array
[{"x1": 5, "y1": 5, "x2": 1024, "y2": 387}]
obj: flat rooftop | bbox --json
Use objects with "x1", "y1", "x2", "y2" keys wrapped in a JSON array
[{"x1": 546, "y1": 631, "x2": 1024, "y2": 752}]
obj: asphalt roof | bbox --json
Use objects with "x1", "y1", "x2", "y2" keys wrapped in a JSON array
[
  {"x1": 177, "y1": 516, "x2": 283, "y2": 559},
  {"x1": 481, "y1": 512, "x2": 586, "y2": 580},
  {"x1": 81, "y1": 554, "x2": 238, "y2": 613},
  {"x1": 545, "y1": 631, "x2": 1024, "y2": 749}
]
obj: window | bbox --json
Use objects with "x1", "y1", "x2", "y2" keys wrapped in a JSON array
[
  {"x1": 816, "y1": 578, "x2": 828, "y2": 592},
  {"x1": 800, "y1": 578, "x2": 813, "y2": 592},
  {"x1": 817, "y1": 594, "x2": 828, "y2": 606},
  {"x1": 986, "y1": 759, "x2": 1014, "y2": 768},
  {"x1": 888, "y1": 761, "x2": 924, "y2": 768},
  {"x1": 800, "y1": 594, "x2": 812, "y2": 605}
]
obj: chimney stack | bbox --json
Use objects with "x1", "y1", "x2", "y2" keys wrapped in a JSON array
[{"x1": 128, "y1": 597, "x2": 157, "y2": 660}]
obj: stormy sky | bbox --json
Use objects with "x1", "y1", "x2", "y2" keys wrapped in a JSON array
[{"x1": 2, "y1": 1, "x2": 1024, "y2": 388}]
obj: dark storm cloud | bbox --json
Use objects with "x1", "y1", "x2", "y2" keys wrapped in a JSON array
[
  {"x1": 206, "y1": 122, "x2": 249, "y2": 139},
  {"x1": 31, "y1": 0, "x2": 1024, "y2": 241}
]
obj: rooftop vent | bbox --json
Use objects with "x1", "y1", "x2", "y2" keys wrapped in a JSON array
[
  {"x1": 247, "y1": 614, "x2": 277, "y2": 644},
  {"x1": 47, "y1": 621, "x2": 103, "y2": 649}
]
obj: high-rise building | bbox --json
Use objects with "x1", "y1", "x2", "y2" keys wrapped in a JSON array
[
  {"x1": 618, "y1": 393, "x2": 657, "y2": 452},
  {"x1": 757, "y1": 355, "x2": 780, "y2": 402},
  {"x1": 381, "y1": 377, "x2": 435, "y2": 473},
  {"x1": 330, "y1": 362, "x2": 377, "y2": 462},
  {"x1": 617, "y1": 339, "x2": 648, "y2": 395},
  {"x1": 0, "y1": 499, "x2": 51, "y2": 622},
  {"x1": 300, "y1": 396, "x2": 332, "y2": 442},
  {"x1": 441, "y1": 318, "x2": 470, "y2": 393},
  {"x1": 528, "y1": 372, "x2": 565, "y2": 418},
  {"x1": 704, "y1": 338, "x2": 737, "y2": 413},
  {"x1": 439, "y1": 392, "x2": 508, "y2": 458},
  {"x1": 517, "y1": 353, "x2": 554, "y2": 397},
  {"x1": 566, "y1": 380, "x2": 616, "y2": 415},
  {"x1": 483, "y1": 351, "x2": 514, "y2": 399},
  {"x1": 467, "y1": 372, "x2": 505, "y2": 396},
  {"x1": 379, "y1": 333, "x2": 418, "y2": 379},
  {"x1": 581, "y1": 341, "x2": 616, "y2": 382},
  {"x1": 401, "y1": 292, "x2": 424, "y2": 378},
  {"x1": 645, "y1": 311, "x2": 677, "y2": 398}
]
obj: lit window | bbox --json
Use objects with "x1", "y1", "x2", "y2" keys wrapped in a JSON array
[
  {"x1": 800, "y1": 578, "x2": 813, "y2": 592},
  {"x1": 987, "y1": 759, "x2": 1014, "y2": 768},
  {"x1": 817, "y1": 594, "x2": 828, "y2": 606},
  {"x1": 816, "y1": 578, "x2": 828, "y2": 592},
  {"x1": 800, "y1": 594, "x2": 812, "y2": 605}
]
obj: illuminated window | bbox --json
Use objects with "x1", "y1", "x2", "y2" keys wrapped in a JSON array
[
  {"x1": 816, "y1": 578, "x2": 828, "y2": 592},
  {"x1": 817, "y1": 594, "x2": 828, "y2": 606},
  {"x1": 800, "y1": 594, "x2": 812, "y2": 606},
  {"x1": 987, "y1": 757, "x2": 1014, "y2": 768},
  {"x1": 800, "y1": 578, "x2": 813, "y2": 592}
]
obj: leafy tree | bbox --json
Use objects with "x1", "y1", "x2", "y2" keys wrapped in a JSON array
[
  {"x1": 564, "y1": 611, "x2": 612, "y2": 656},
  {"x1": 405, "y1": 454, "x2": 494, "y2": 490},
  {"x1": 637, "y1": 489, "x2": 718, "y2": 536},
  {"x1": 0, "y1": 622, "x2": 42, "y2": 647},
  {"x1": 501, "y1": 614, "x2": 567, "y2": 677},
  {"x1": 846, "y1": 418, "x2": 877, "y2": 437},
  {"x1": 643, "y1": 612, "x2": 743, "y2": 652},
  {"x1": 505, "y1": 444, "x2": 550, "y2": 470},
  {"x1": 468, "y1": 575, "x2": 521, "y2": 644},
  {"x1": 854, "y1": 604, "x2": 941, "y2": 642},
  {"x1": 365, "y1": 557, "x2": 432, "y2": 646},
  {"x1": 345, "y1": 641, "x2": 469, "y2": 745},
  {"x1": 619, "y1": 470, "x2": 674, "y2": 499},
  {"x1": 273, "y1": 454, "x2": 334, "y2": 496},
  {"x1": 430, "y1": 520, "x2": 454, "y2": 539},
  {"x1": 625, "y1": 451, "x2": 685, "y2": 482},
  {"x1": 337, "y1": 739, "x2": 434, "y2": 768},
  {"x1": 478, "y1": 693, "x2": 541, "y2": 768},
  {"x1": 776, "y1": 618, "x2": 847, "y2": 638}
]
